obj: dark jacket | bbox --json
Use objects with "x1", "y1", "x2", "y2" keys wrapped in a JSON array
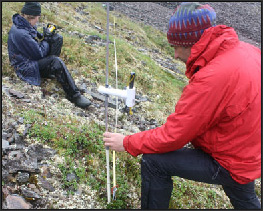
[
  {"x1": 7, "y1": 13, "x2": 49, "y2": 86},
  {"x1": 124, "y1": 25, "x2": 261, "y2": 184}
]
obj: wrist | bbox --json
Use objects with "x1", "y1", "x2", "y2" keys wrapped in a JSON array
[{"x1": 123, "y1": 135, "x2": 129, "y2": 151}]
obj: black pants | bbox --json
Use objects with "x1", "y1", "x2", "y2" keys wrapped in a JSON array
[
  {"x1": 38, "y1": 55, "x2": 80, "y2": 101},
  {"x1": 141, "y1": 148, "x2": 261, "y2": 209}
]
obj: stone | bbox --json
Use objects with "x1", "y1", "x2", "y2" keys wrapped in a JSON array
[
  {"x1": 88, "y1": 91, "x2": 118, "y2": 109},
  {"x1": 2, "y1": 186, "x2": 10, "y2": 199},
  {"x1": 17, "y1": 172, "x2": 30, "y2": 183},
  {"x1": 79, "y1": 83, "x2": 88, "y2": 93},
  {"x1": 21, "y1": 98, "x2": 31, "y2": 103},
  {"x1": 2, "y1": 85, "x2": 11, "y2": 96},
  {"x1": 23, "y1": 124, "x2": 32, "y2": 136},
  {"x1": 27, "y1": 144, "x2": 56, "y2": 162},
  {"x1": 2, "y1": 132, "x2": 8, "y2": 140},
  {"x1": 5, "y1": 157, "x2": 39, "y2": 174},
  {"x1": 2, "y1": 139, "x2": 9, "y2": 149},
  {"x1": 14, "y1": 132, "x2": 26, "y2": 148},
  {"x1": 2, "y1": 169, "x2": 11, "y2": 183},
  {"x1": 28, "y1": 184, "x2": 37, "y2": 189},
  {"x1": 85, "y1": 35, "x2": 101, "y2": 44},
  {"x1": 8, "y1": 151, "x2": 23, "y2": 160},
  {"x1": 66, "y1": 173, "x2": 77, "y2": 182},
  {"x1": 21, "y1": 187, "x2": 41, "y2": 199},
  {"x1": 4, "y1": 195, "x2": 32, "y2": 209},
  {"x1": 9, "y1": 89, "x2": 25, "y2": 99},
  {"x1": 18, "y1": 117, "x2": 24, "y2": 124},
  {"x1": 38, "y1": 176, "x2": 55, "y2": 192}
]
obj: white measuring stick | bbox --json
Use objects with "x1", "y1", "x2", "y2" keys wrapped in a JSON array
[
  {"x1": 105, "y1": 2, "x2": 111, "y2": 204},
  {"x1": 113, "y1": 14, "x2": 118, "y2": 194}
]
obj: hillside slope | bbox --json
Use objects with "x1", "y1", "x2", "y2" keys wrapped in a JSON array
[{"x1": 2, "y1": 2, "x2": 261, "y2": 209}]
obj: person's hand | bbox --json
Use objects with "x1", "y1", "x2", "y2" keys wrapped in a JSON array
[
  {"x1": 103, "y1": 132, "x2": 126, "y2": 152},
  {"x1": 36, "y1": 31, "x2": 44, "y2": 40}
]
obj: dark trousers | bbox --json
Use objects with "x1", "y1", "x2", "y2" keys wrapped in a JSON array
[
  {"x1": 141, "y1": 147, "x2": 261, "y2": 209},
  {"x1": 38, "y1": 55, "x2": 80, "y2": 101}
]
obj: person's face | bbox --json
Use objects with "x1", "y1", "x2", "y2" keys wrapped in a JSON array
[
  {"x1": 29, "y1": 15, "x2": 40, "y2": 26},
  {"x1": 172, "y1": 45, "x2": 192, "y2": 64}
]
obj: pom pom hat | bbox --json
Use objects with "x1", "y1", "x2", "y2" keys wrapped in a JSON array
[{"x1": 167, "y1": 2, "x2": 216, "y2": 47}]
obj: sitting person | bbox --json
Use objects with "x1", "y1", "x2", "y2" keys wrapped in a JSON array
[{"x1": 7, "y1": 2, "x2": 91, "y2": 108}]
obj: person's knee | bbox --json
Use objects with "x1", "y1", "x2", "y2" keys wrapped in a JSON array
[
  {"x1": 51, "y1": 56, "x2": 63, "y2": 68},
  {"x1": 49, "y1": 56, "x2": 67, "y2": 75},
  {"x1": 141, "y1": 154, "x2": 161, "y2": 173},
  {"x1": 142, "y1": 154, "x2": 156, "y2": 165}
]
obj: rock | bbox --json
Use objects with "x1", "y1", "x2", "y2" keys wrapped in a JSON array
[
  {"x1": 14, "y1": 131, "x2": 23, "y2": 141},
  {"x1": 9, "y1": 89, "x2": 25, "y2": 99},
  {"x1": 85, "y1": 35, "x2": 101, "y2": 44},
  {"x1": 88, "y1": 91, "x2": 119, "y2": 108},
  {"x1": 2, "y1": 132, "x2": 8, "y2": 140},
  {"x1": 28, "y1": 184, "x2": 37, "y2": 189},
  {"x1": 21, "y1": 98, "x2": 31, "y2": 103},
  {"x1": 2, "y1": 186, "x2": 10, "y2": 199},
  {"x1": 2, "y1": 85, "x2": 11, "y2": 97},
  {"x1": 66, "y1": 173, "x2": 77, "y2": 182},
  {"x1": 149, "y1": 119, "x2": 157, "y2": 125},
  {"x1": 3, "y1": 195, "x2": 32, "y2": 209},
  {"x1": 79, "y1": 83, "x2": 88, "y2": 93},
  {"x1": 76, "y1": 186, "x2": 82, "y2": 195},
  {"x1": 8, "y1": 151, "x2": 23, "y2": 160},
  {"x1": 21, "y1": 187, "x2": 41, "y2": 199},
  {"x1": 23, "y1": 124, "x2": 32, "y2": 137},
  {"x1": 7, "y1": 132, "x2": 13, "y2": 139},
  {"x1": 27, "y1": 144, "x2": 56, "y2": 162},
  {"x1": 18, "y1": 117, "x2": 24, "y2": 124},
  {"x1": 94, "y1": 25, "x2": 104, "y2": 32},
  {"x1": 38, "y1": 176, "x2": 55, "y2": 192},
  {"x1": 76, "y1": 111, "x2": 87, "y2": 117},
  {"x1": 2, "y1": 139, "x2": 9, "y2": 149},
  {"x1": 2, "y1": 169, "x2": 11, "y2": 183},
  {"x1": 17, "y1": 172, "x2": 30, "y2": 183},
  {"x1": 4, "y1": 157, "x2": 39, "y2": 174}
]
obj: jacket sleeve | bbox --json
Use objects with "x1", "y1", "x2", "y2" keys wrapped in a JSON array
[
  {"x1": 11, "y1": 31, "x2": 49, "y2": 60},
  {"x1": 123, "y1": 66, "x2": 231, "y2": 157}
]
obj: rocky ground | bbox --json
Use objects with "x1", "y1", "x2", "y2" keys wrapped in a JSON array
[
  {"x1": 2, "y1": 73, "x2": 154, "y2": 209},
  {"x1": 111, "y1": 2, "x2": 261, "y2": 48},
  {"x1": 2, "y1": 2, "x2": 261, "y2": 209}
]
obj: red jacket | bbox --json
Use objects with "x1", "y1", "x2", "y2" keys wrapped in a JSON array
[{"x1": 123, "y1": 25, "x2": 261, "y2": 184}]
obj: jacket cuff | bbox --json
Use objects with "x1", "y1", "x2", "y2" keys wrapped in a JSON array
[
  {"x1": 123, "y1": 135, "x2": 138, "y2": 157},
  {"x1": 123, "y1": 135, "x2": 129, "y2": 151}
]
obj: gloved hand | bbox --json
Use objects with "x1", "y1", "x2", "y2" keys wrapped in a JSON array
[
  {"x1": 43, "y1": 27, "x2": 54, "y2": 43},
  {"x1": 37, "y1": 31, "x2": 44, "y2": 40}
]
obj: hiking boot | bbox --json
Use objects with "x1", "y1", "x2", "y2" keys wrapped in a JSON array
[{"x1": 73, "y1": 95, "x2": 91, "y2": 108}]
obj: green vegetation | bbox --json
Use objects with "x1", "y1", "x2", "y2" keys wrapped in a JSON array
[
  {"x1": 2, "y1": 2, "x2": 260, "y2": 209},
  {"x1": 21, "y1": 107, "x2": 141, "y2": 207}
]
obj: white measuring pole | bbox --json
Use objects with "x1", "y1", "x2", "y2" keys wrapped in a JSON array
[
  {"x1": 113, "y1": 15, "x2": 118, "y2": 192},
  {"x1": 105, "y1": 2, "x2": 111, "y2": 204}
]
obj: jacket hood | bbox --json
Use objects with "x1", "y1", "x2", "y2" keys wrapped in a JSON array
[
  {"x1": 12, "y1": 13, "x2": 37, "y2": 32},
  {"x1": 185, "y1": 25, "x2": 239, "y2": 79}
]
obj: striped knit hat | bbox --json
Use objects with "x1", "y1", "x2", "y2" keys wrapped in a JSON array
[{"x1": 167, "y1": 2, "x2": 216, "y2": 46}]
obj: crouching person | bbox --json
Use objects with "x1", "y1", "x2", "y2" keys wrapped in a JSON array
[
  {"x1": 7, "y1": 2, "x2": 91, "y2": 108},
  {"x1": 103, "y1": 2, "x2": 261, "y2": 209}
]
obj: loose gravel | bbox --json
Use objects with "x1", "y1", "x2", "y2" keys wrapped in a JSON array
[{"x1": 111, "y1": 2, "x2": 261, "y2": 48}]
